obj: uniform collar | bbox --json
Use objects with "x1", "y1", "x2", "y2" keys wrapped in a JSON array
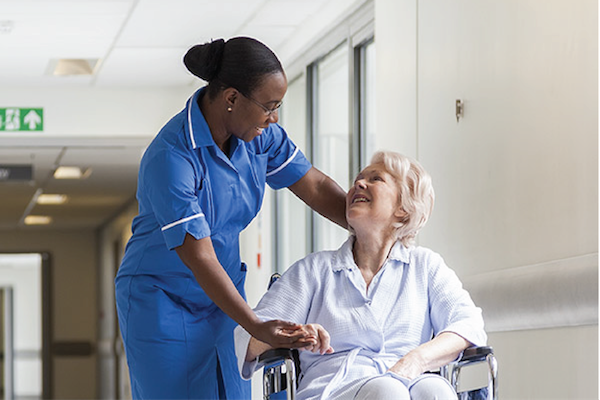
[
  {"x1": 332, "y1": 235, "x2": 411, "y2": 272},
  {"x1": 184, "y1": 87, "x2": 216, "y2": 150}
]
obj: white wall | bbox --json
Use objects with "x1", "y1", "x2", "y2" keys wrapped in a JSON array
[
  {"x1": 0, "y1": 86, "x2": 194, "y2": 138},
  {"x1": 376, "y1": 0, "x2": 597, "y2": 398}
]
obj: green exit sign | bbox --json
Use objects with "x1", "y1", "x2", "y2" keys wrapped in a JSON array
[{"x1": 0, "y1": 108, "x2": 44, "y2": 131}]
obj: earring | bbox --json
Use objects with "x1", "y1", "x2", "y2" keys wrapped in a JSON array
[{"x1": 227, "y1": 107, "x2": 232, "y2": 112}]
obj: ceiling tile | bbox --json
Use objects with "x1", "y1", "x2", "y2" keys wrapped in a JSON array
[
  {"x1": 116, "y1": 0, "x2": 264, "y2": 48},
  {"x1": 244, "y1": 0, "x2": 326, "y2": 26},
  {"x1": 95, "y1": 47, "x2": 194, "y2": 87}
]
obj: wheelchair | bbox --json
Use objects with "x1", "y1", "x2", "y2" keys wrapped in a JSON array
[
  {"x1": 257, "y1": 275, "x2": 498, "y2": 399},
  {"x1": 259, "y1": 345, "x2": 497, "y2": 400}
]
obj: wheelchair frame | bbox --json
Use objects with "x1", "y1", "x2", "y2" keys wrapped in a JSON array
[{"x1": 259, "y1": 346, "x2": 497, "y2": 400}]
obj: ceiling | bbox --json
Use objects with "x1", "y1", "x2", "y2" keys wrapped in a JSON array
[{"x1": 0, "y1": 0, "x2": 359, "y2": 231}]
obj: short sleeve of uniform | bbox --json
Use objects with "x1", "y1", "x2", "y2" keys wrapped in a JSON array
[
  {"x1": 142, "y1": 148, "x2": 211, "y2": 250},
  {"x1": 261, "y1": 124, "x2": 312, "y2": 190}
]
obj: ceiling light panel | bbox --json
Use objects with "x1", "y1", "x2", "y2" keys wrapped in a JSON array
[
  {"x1": 53, "y1": 166, "x2": 91, "y2": 179},
  {"x1": 24, "y1": 215, "x2": 52, "y2": 225},
  {"x1": 0, "y1": 20, "x2": 15, "y2": 34},
  {"x1": 37, "y1": 194, "x2": 68, "y2": 205},
  {"x1": 52, "y1": 59, "x2": 99, "y2": 76}
]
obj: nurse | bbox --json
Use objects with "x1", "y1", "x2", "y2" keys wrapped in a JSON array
[{"x1": 115, "y1": 37, "x2": 347, "y2": 399}]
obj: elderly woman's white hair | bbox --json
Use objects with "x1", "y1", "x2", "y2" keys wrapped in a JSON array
[{"x1": 370, "y1": 151, "x2": 435, "y2": 247}]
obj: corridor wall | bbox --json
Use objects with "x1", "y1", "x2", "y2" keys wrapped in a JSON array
[{"x1": 376, "y1": 0, "x2": 598, "y2": 398}]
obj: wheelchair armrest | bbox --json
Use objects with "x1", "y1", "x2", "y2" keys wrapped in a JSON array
[
  {"x1": 258, "y1": 348, "x2": 297, "y2": 366},
  {"x1": 459, "y1": 346, "x2": 494, "y2": 363},
  {"x1": 259, "y1": 348, "x2": 302, "y2": 394},
  {"x1": 258, "y1": 348, "x2": 301, "y2": 379}
]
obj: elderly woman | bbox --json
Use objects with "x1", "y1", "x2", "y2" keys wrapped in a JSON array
[{"x1": 235, "y1": 151, "x2": 486, "y2": 399}]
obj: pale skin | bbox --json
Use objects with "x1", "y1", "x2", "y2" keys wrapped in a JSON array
[
  {"x1": 175, "y1": 70, "x2": 347, "y2": 349},
  {"x1": 245, "y1": 162, "x2": 471, "y2": 379}
]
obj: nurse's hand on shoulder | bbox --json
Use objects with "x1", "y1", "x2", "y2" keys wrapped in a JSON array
[{"x1": 251, "y1": 319, "x2": 314, "y2": 349}]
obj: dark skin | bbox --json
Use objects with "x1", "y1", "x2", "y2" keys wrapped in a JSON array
[{"x1": 175, "y1": 70, "x2": 347, "y2": 348}]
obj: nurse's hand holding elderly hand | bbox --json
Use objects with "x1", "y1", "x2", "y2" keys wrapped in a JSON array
[
  {"x1": 246, "y1": 323, "x2": 334, "y2": 362},
  {"x1": 298, "y1": 324, "x2": 334, "y2": 354}
]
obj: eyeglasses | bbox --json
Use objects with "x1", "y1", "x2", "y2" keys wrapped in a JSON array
[{"x1": 241, "y1": 92, "x2": 282, "y2": 117}]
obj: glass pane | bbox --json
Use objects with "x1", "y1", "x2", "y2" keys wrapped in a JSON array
[
  {"x1": 363, "y1": 41, "x2": 377, "y2": 168},
  {"x1": 0, "y1": 254, "x2": 42, "y2": 399},
  {"x1": 315, "y1": 43, "x2": 351, "y2": 251},
  {"x1": 276, "y1": 74, "x2": 308, "y2": 272},
  {"x1": 0, "y1": 289, "x2": 5, "y2": 398}
]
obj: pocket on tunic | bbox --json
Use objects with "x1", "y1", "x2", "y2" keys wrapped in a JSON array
[
  {"x1": 248, "y1": 153, "x2": 268, "y2": 187},
  {"x1": 126, "y1": 275, "x2": 189, "y2": 341},
  {"x1": 237, "y1": 262, "x2": 248, "y2": 300}
]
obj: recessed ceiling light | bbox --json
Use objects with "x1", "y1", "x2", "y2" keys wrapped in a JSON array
[
  {"x1": 37, "y1": 194, "x2": 68, "y2": 205},
  {"x1": 53, "y1": 166, "x2": 92, "y2": 179},
  {"x1": 24, "y1": 215, "x2": 52, "y2": 225},
  {"x1": 0, "y1": 20, "x2": 14, "y2": 35},
  {"x1": 51, "y1": 59, "x2": 99, "y2": 76}
]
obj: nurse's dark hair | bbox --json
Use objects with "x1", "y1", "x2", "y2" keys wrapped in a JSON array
[{"x1": 183, "y1": 37, "x2": 283, "y2": 100}]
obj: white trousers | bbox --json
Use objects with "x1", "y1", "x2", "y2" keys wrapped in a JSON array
[{"x1": 353, "y1": 373, "x2": 457, "y2": 400}]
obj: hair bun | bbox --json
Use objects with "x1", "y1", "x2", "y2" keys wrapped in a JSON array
[{"x1": 183, "y1": 39, "x2": 226, "y2": 81}]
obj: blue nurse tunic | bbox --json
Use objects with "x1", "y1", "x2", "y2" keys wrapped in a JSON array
[{"x1": 115, "y1": 87, "x2": 312, "y2": 399}]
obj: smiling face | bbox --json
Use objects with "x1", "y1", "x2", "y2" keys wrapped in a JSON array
[
  {"x1": 346, "y1": 162, "x2": 407, "y2": 235},
  {"x1": 226, "y1": 71, "x2": 287, "y2": 142}
]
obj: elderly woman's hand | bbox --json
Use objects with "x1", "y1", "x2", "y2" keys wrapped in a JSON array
[
  {"x1": 296, "y1": 324, "x2": 334, "y2": 355},
  {"x1": 388, "y1": 332, "x2": 471, "y2": 380},
  {"x1": 388, "y1": 351, "x2": 426, "y2": 381}
]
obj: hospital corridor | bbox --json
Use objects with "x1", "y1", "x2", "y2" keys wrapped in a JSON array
[{"x1": 0, "y1": 0, "x2": 597, "y2": 399}]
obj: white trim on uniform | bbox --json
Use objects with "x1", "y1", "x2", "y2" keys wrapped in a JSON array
[
  {"x1": 161, "y1": 213, "x2": 205, "y2": 231},
  {"x1": 187, "y1": 97, "x2": 197, "y2": 149},
  {"x1": 266, "y1": 147, "x2": 300, "y2": 177}
]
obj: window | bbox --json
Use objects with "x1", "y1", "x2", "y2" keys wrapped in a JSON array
[
  {"x1": 271, "y1": 3, "x2": 375, "y2": 267},
  {"x1": 313, "y1": 43, "x2": 351, "y2": 251},
  {"x1": 275, "y1": 74, "x2": 309, "y2": 272}
]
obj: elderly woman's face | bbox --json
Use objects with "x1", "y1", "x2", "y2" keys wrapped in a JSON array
[{"x1": 346, "y1": 162, "x2": 405, "y2": 231}]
